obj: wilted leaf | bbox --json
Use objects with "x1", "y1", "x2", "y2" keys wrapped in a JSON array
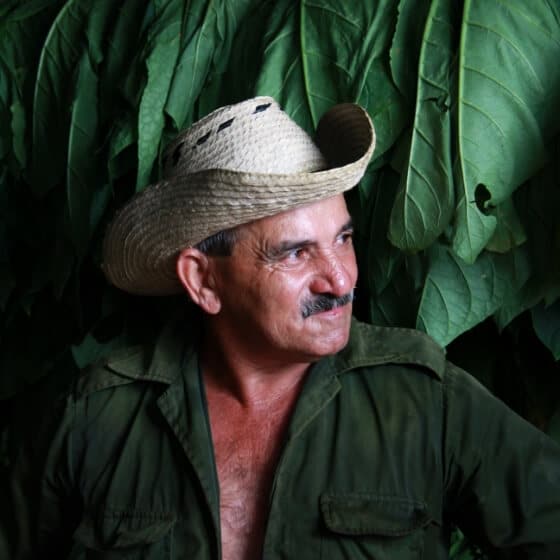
[
  {"x1": 388, "y1": 0, "x2": 458, "y2": 251},
  {"x1": 417, "y1": 243, "x2": 531, "y2": 346},
  {"x1": 452, "y1": 0, "x2": 560, "y2": 263}
]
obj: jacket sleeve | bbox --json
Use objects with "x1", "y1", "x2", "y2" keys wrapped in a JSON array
[
  {"x1": 0, "y1": 391, "x2": 81, "y2": 560},
  {"x1": 442, "y1": 363, "x2": 560, "y2": 558}
]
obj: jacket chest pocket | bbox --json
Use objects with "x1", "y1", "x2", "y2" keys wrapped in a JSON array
[
  {"x1": 73, "y1": 508, "x2": 176, "y2": 559},
  {"x1": 320, "y1": 494, "x2": 431, "y2": 560}
]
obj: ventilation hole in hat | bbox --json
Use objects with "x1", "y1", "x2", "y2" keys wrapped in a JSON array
[
  {"x1": 172, "y1": 142, "x2": 184, "y2": 166},
  {"x1": 253, "y1": 103, "x2": 271, "y2": 114},
  {"x1": 197, "y1": 131, "x2": 212, "y2": 145},
  {"x1": 218, "y1": 118, "x2": 234, "y2": 132}
]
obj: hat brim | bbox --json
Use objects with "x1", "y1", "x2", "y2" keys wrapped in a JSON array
[{"x1": 102, "y1": 103, "x2": 375, "y2": 295}]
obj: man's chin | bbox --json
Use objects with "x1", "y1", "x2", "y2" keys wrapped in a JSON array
[{"x1": 305, "y1": 311, "x2": 352, "y2": 355}]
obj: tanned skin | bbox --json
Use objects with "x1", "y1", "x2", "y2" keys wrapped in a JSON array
[{"x1": 176, "y1": 194, "x2": 358, "y2": 560}]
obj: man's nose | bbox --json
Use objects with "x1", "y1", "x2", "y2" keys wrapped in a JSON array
[{"x1": 309, "y1": 252, "x2": 355, "y2": 297}]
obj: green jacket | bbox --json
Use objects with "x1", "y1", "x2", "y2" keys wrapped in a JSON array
[{"x1": 3, "y1": 318, "x2": 560, "y2": 559}]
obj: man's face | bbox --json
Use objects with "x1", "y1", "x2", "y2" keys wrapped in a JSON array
[{"x1": 208, "y1": 194, "x2": 358, "y2": 365}]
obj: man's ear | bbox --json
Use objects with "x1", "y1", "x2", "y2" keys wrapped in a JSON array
[{"x1": 176, "y1": 248, "x2": 221, "y2": 314}]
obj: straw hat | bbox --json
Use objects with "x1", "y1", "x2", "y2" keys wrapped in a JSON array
[{"x1": 102, "y1": 96, "x2": 375, "y2": 295}]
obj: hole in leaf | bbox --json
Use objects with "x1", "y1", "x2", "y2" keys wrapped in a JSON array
[{"x1": 474, "y1": 183, "x2": 492, "y2": 214}]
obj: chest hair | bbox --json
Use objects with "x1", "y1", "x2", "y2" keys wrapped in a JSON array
[{"x1": 206, "y1": 388, "x2": 300, "y2": 560}]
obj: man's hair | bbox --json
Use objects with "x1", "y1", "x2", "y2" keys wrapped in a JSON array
[{"x1": 194, "y1": 227, "x2": 239, "y2": 256}]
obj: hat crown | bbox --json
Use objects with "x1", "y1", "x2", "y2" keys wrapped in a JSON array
[{"x1": 161, "y1": 97, "x2": 327, "y2": 177}]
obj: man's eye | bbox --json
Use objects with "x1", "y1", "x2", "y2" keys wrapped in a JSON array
[
  {"x1": 339, "y1": 231, "x2": 354, "y2": 244},
  {"x1": 287, "y1": 247, "x2": 306, "y2": 260}
]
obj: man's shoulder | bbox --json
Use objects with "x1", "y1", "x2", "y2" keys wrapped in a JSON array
[
  {"x1": 74, "y1": 318, "x2": 194, "y2": 400},
  {"x1": 334, "y1": 318, "x2": 447, "y2": 381},
  {"x1": 74, "y1": 345, "x2": 156, "y2": 399}
]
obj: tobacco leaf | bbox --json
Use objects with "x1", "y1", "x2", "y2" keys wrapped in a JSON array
[
  {"x1": 31, "y1": 0, "x2": 94, "y2": 194},
  {"x1": 136, "y1": 0, "x2": 183, "y2": 190},
  {"x1": 67, "y1": 51, "x2": 99, "y2": 255},
  {"x1": 417, "y1": 242, "x2": 531, "y2": 346},
  {"x1": 452, "y1": 0, "x2": 560, "y2": 263},
  {"x1": 388, "y1": 0, "x2": 458, "y2": 251},
  {"x1": 255, "y1": 0, "x2": 404, "y2": 148}
]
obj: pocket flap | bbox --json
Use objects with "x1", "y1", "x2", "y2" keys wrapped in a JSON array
[
  {"x1": 320, "y1": 493, "x2": 430, "y2": 536},
  {"x1": 74, "y1": 508, "x2": 176, "y2": 550}
]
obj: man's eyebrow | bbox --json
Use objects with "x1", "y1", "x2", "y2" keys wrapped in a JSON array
[
  {"x1": 263, "y1": 219, "x2": 354, "y2": 260},
  {"x1": 339, "y1": 219, "x2": 354, "y2": 234},
  {"x1": 265, "y1": 238, "x2": 313, "y2": 259}
]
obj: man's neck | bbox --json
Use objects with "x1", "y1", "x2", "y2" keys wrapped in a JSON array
[
  {"x1": 199, "y1": 326, "x2": 309, "y2": 560},
  {"x1": 199, "y1": 332, "x2": 310, "y2": 408}
]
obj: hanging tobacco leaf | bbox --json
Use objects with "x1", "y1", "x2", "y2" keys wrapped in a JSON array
[
  {"x1": 452, "y1": 0, "x2": 560, "y2": 263},
  {"x1": 388, "y1": 0, "x2": 458, "y2": 251}
]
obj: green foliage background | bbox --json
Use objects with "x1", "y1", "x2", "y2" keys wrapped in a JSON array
[{"x1": 1, "y1": 0, "x2": 560, "y2": 557}]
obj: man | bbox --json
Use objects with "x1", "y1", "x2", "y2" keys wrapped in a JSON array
[{"x1": 3, "y1": 97, "x2": 560, "y2": 559}]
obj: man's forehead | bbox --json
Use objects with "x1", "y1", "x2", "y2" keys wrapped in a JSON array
[{"x1": 240, "y1": 194, "x2": 351, "y2": 242}]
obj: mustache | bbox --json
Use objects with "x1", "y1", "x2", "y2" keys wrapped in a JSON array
[{"x1": 300, "y1": 290, "x2": 355, "y2": 319}]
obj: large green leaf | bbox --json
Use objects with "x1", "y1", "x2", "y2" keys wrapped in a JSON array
[
  {"x1": 0, "y1": 0, "x2": 63, "y2": 174},
  {"x1": 417, "y1": 243, "x2": 531, "y2": 346},
  {"x1": 136, "y1": 0, "x2": 183, "y2": 190},
  {"x1": 103, "y1": 1, "x2": 151, "y2": 181},
  {"x1": 66, "y1": 51, "x2": 99, "y2": 255},
  {"x1": 253, "y1": 0, "x2": 312, "y2": 129},
  {"x1": 31, "y1": 0, "x2": 93, "y2": 195},
  {"x1": 388, "y1": 0, "x2": 458, "y2": 251},
  {"x1": 452, "y1": 0, "x2": 560, "y2": 263},
  {"x1": 389, "y1": 0, "x2": 431, "y2": 106},
  {"x1": 189, "y1": 0, "x2": 262, "y2": 122},
  {"x1": 364, "y1": 167, "x2": 407, "y2": 295},
  {"x1": 165, "y1": 0, "x2": 257, "y2": 130},
  {"x1": 255, "y1": 0, "x2": 404, "y2": 149},
  {"x1": 84, "y1": 0, "x2": 120, "y2": 66}
]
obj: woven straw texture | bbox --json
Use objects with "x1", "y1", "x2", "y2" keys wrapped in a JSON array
[{"x1": 102, "y1": 97, "x2": 375, "y2": 295}]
